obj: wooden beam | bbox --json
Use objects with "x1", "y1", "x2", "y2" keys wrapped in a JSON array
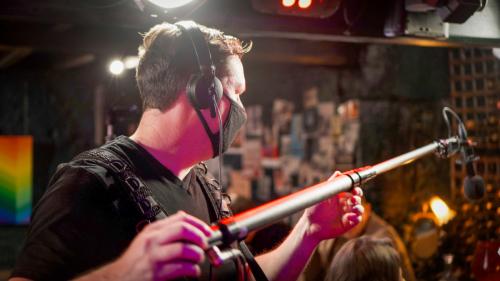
[
  {"x1": 52, "y1": 54, "x2": 96, "y2": 70},
  {"x1": 0, "y1": 0, "x2": 157, "y2": 29},
  {"x1": 246, "y1": 38, "x2": 359, "y2": 66},
  {"x1": 0, "y1": 21, "x2": 360, "y2": 66},
  {"x1": 0, "y1": 22, "x2": 141, "y2": 55},
  {"x1": 0, "y1": 47, "x2": 32, "y2": 68},
  {"x1": 1, "y1": 0, "x2": 499, "y2": 51}
]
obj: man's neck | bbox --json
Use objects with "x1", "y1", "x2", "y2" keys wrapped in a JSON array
[
  {"x1": 130, "y1": 108, "x2": 202, "y2": 181},
  {"x1": 130, "y1": 136, "x2": 194, "y2": 181}
]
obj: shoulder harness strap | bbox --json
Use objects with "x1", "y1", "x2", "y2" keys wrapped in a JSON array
[
  {"x1": 193, "y1": 162, "x2": 233, "y2": 220},
  {"x1": 74, "y1": 149, "x2": 167, "y2": 231}
]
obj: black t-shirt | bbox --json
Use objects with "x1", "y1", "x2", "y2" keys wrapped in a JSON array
[{"x1": 11, "y1": 136, "x2": 239, "y2": 281}]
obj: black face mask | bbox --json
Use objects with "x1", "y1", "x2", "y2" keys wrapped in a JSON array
[{"x1": 193, "y1": 96, "x2": 247, "y2": 158}]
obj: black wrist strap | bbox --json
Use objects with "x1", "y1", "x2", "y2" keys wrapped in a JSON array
[{"x1": 239, "y1": 241, "x2": 269, "y2": 281}]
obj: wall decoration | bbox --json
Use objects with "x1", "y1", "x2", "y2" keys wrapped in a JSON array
[{"x1": 0, "y1": 136, "x2": 33, "y2": 224}]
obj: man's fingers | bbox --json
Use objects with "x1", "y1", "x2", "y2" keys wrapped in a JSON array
[
  {"x1": 156, "y1": 222, "x2": 209, "y2": 249},
  {"x1": 153, "y1": 242, "x2": 205, "y2": 264},
  {"x1": 156, "y1": 262, "x2": 201, "y2": 280},
  {"x1": 173, "y1": 211, "x2": 213, "y2": 236},
  {"x1": 143, "y1": 221, "x2": 208, "y2": 248},
  {"x1": 339, "y1": 189, "x2": 363, "y2": 207},
  {"x1": 352, "y1": 204, "x2": 364, "y2": 216},
  {"x1": 140, "y1": 211, "x2": 213, "y2": 250},
  {"x1": 342, "y1": 213, "x2": 362, "y2": 227},
  {"x1": 342, "y1": 195, "x2": 364, "y2": 210},
  {"x1": 148, "y1": 211, "x2": 213, "y2": 236},
  {"x1": 352, "y1": 187, "x2": 363, "y2": 197},
  {"x1": 328, "y1": 171, "x2": 342, "y2": 181},
  {"x1": 350, "y1": 195, "x2": 362, "y2": 205}
]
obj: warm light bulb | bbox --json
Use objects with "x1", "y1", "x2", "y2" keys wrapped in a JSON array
[
  {"x1": 282, "y1": 0, "x2": 295, "y2": 8},
  {"x1": 430, "y1": 196, "x2": 455, "y2": 226},
  {"x1": 109, "y1": 60, "x2": 125, "y2": 76},
  {"x1": 298, "y1": 0, "x2": 312, "y2": 9}
]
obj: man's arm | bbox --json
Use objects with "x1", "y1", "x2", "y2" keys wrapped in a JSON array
[
  {"x1": 73, "y1": 211, "x2": 212, "y2": 281},
  {"x1": 255, "y1": 172, "x2": 364, "y2": 281},
  {"x1": 254, "y1": 213, "x2": 322, "y2": 281},
  {"x1": 9, "y1": 211, "x2": 213, "y2": 281}
]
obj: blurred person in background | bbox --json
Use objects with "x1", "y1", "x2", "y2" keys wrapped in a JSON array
[
  {"x1": 325, "y1": 236, "x2": 405, "y2": 281},
  {"x1": 299, "y1": 197, "x2": 415, "y2": 281}
]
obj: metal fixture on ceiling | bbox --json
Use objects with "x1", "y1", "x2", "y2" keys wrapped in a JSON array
[{"x1": 134, "y1": 0, "x2": 207, "y2": 18}]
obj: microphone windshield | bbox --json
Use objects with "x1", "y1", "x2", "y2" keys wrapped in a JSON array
[{"x1": 463, "y1": 175, "x2": 485, "y2": 201}]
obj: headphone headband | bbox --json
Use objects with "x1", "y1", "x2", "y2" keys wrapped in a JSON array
[
  {"x1": 175, "y1": 21, "x2": 215, "y2": 77},
  {"x1": 174, "y1": 21, "x2": 223, "y2": 116}
]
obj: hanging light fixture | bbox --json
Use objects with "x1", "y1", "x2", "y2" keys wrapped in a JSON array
[
  {"x1": 147, "y1": 0, "x2": 197, "y2": 9},
  {"x1": 135, "y1": 0, "x2": 207, "y2": 17}
]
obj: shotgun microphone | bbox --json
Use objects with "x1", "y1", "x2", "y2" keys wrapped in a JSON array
[
  {"x1": 461, "y1": 142, "x2": 485, "y2": 201},
  {"x1": 442, "y1": 107, "x2": 485, "y2": 201}
]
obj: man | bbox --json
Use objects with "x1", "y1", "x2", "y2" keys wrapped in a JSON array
[
  {"x1": 10, "y1": 21, "x2": 363, "y2": 281},
  {"x1": 299, "y1": 198, "x2": 416, "y2": 281}
]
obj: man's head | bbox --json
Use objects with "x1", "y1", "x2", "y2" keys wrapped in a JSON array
[
  {"x1": 136, "y1": 21, "x2": 251, "y2": 111},
  {"x1": 135, "y1": 21, "x2": 251, "y2": 159}
]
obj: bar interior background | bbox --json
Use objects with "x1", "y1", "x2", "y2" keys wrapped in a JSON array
[{"x1": 0, "y1": 0, "x2": 499, "y2": 280}]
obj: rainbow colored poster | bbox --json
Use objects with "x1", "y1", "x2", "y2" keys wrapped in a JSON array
[{"x1": 0, "y1": 136, "x2": 32, "y2": 224}]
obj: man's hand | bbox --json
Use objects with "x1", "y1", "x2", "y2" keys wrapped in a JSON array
[
  {"x1": 76, "y1": 211, "x2": 213, "y2": 281},
  {"x1": 254, "y1": 171, "x2": 365, "y2": 281},
  {"x1": 302, "y1": 171, "x2": 364, "y2": 243}
]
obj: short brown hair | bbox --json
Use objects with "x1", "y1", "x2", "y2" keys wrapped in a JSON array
[
  {"x1": 136, "y1": 21, "x2": 251, "y2": 111},
  {"x1": 325, "y1": 236, "x2": 402, "y2": 281}
]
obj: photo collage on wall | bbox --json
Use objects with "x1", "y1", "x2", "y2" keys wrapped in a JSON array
[{"x1": 207, "y1": 87, "x2": 361, "y2": 209}]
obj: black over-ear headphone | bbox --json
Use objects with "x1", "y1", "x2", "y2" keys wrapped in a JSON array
[{"x1": 175, "y1": 21, "x2": 223, "y2": 118}]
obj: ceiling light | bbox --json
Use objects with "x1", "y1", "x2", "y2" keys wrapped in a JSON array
[
  {"x1": 124, "y1": 56, "x2": 140, "y2": 69},
  {"x1": 109, "y1": 60, "x2": 125, "y2": 76},
  {"x1": 282, "y1": 0, "x2": 295, "y2": 8},
  {"x1": 148, "y1": 0, "x2": 196, "y2": 9},
  {"x1": 298, "y1": 0, "x2": 312, "y2": 9}
]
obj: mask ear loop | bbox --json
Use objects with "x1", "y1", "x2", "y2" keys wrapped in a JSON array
[
  {"x1": 207, "y1": 93, "x2": 224, "y2": 281},
  {"x1": 212, "y1": 94, "x2": 224, "y2": 211}
]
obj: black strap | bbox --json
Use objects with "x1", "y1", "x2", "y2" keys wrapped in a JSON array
[
  {"x1": 74, "y1": 149, "x2": 167, "y2": 231},
  {"x1": 240, "y1": 242, "x2": 269, "y2": 281},
  {"x1": 194, "y1": 164, "x2": 268, "y2": 281},
  {"x1": 195, "y1": 165, "x2": 269, "y2": 281},
  {"x1": 194, "y1": 162, "x2": 231, "y2": 219}
]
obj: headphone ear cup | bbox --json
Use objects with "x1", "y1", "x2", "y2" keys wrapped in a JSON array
[
  {"x1": 187, "y1": 74, "x2": 207, "y2": 109},
  {"x1": 212, "y1": 76, "x2": 223, "y2": 105},
  {"x1": 188, "y1": 74, "x2": 224, "y2": 111}
]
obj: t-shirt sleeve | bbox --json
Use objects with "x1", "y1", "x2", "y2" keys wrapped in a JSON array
[{"x1": 10, "y1": 165, "x2": 132, "y2": 281}]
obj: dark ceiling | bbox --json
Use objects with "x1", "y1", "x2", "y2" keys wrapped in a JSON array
[
  {"x1": 0, "y1": 0, "x2": 498, "y2": 71},
  {"x1": 0, "y1": 1, "x2": 369, "y2": 70}
]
